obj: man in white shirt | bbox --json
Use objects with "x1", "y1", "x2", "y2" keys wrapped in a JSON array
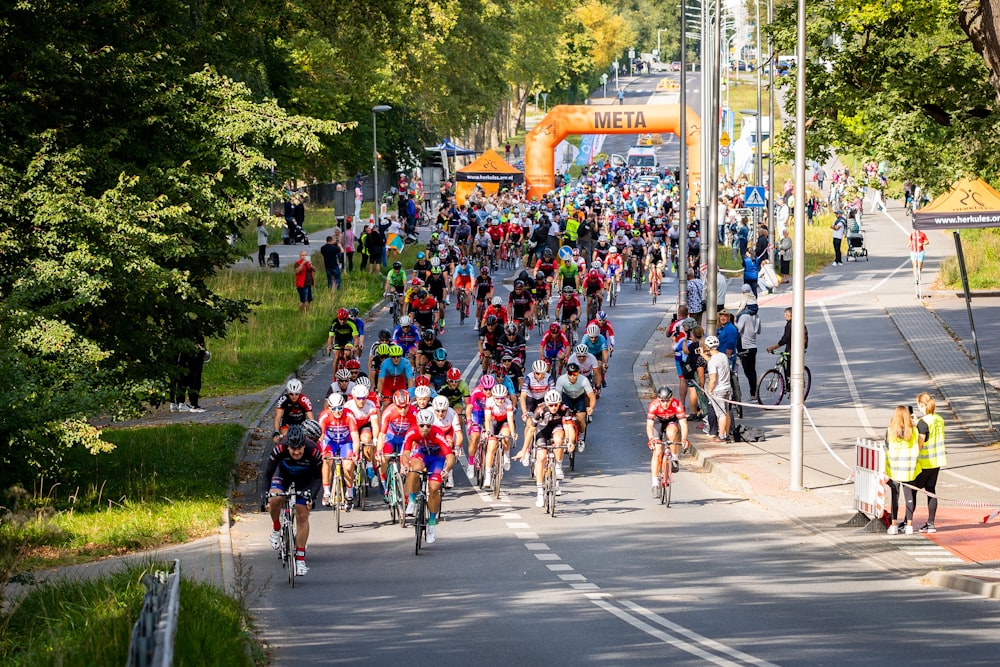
[{"x1": 703, "y1": 335, "x2": 732, "y2": 442}]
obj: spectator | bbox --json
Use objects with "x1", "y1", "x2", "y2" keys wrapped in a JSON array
[
  {"x1": 884, "y1": 406, "x2": 921, "y2": 535},
  {"x1": 170, "y1": 336, "x2": 208, "y2": 413},
  {"x1": 716, "y1": 309, "x2": 739, "y2": 368},
  {"x1": 358, "y1": 224, "x2": 372, "y2": 273},
  {"x1": 354, "y1": 173, "x2": 364, "y2": 220},
  {"x1": 831, "y1": 210, "x2": 847, "y2": 265},
  {"x1": 714, "y1": 267, "x2": 728, "y2": 313},
  {"x1": 294, "y1": 250, "x2": 314, "y2": 313},
  {"x1": 754, "y1": 223, "x2": 770, "y2": 267},
  {"x1": 365, "y1": 224, "x2": 385, "y2": 274},
  {"x1": 778, "y1": 228, "x2": 792, "y2": 282},
  {"x1": 320, "y1": 234, "x2": 344, "y2": 289},
  {"x1": 344, "y1": 218, "x2": 356, "y2": 271},
  {"x1": 686, "y1": 267, "x2": 704, "y2": 327},
  {"x1": 256, "y1": 220, "x2": 269, "y2": 267},
  {"x1": 913, "y1": 392, "x2": 947, "y2": 534},
  {"x1": 735, "y1": 298, "x2": 761, "y2": 398},
  {"x1": 742, "y1": 250, "x2": 759, "y2": 297},
  {"x1": 702, "y1": 335, "x2": 731, "y2": 442},
  {"x1": 736, "y1": 217, "x2": 750, "y2": 258}
]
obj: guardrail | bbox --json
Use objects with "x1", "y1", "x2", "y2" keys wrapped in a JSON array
[{"x1": 127, "y1": 559, "x2": 181, "y2": 667}]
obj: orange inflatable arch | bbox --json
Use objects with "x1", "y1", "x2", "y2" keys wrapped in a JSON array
[{"x1": 524, "y1": 104, "x2": 701, "y2": 203}]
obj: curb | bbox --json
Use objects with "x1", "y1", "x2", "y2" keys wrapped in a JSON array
[{"x1": 927, "y1": 571, "x2": 1000, "y2": 600}]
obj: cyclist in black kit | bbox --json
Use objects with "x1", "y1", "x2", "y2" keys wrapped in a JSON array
[{"x1": 263, "y1": 424, "x2": 323, "y2": 576}]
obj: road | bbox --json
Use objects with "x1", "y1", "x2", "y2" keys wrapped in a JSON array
[{"x1": 232, "y1": 74, "x2": 1000, "y2": 665}]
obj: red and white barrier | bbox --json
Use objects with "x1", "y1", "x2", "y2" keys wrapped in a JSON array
[{"x1": 853, "y1": 438, "x2": 886, "y2": 519}]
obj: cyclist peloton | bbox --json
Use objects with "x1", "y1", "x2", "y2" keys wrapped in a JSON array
[
  {"x1": 263, "y1": 424, "x2": 323, "y2": 575},
  {"x1": 645, "y1": 386, "x2": 689, "y2": 494}
]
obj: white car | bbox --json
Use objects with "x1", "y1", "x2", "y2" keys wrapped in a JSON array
[{"x1": 648, "y1": 59, "x2": 671, "y2": 73}]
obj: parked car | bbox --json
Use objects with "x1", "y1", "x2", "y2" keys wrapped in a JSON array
[{"x1": 670, "y1": 61, "x2": 681, "y2": 71}]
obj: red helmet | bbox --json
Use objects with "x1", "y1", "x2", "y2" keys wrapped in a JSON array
[
  {"x1": 392, "y1": 389, "x2": 410, "y2": 407},
  {"x1": 411, "y1": 277, "x2": 423, "y2": 286},
  {"x1": 345, "y1": 359, "x2": 361, "y2": 370},
  {"x1": 446, "y1": 368, "x2": 462, "y2": 381},
  {"x1": 414, "y1": 375, "x2": 431, "y2": 387},
  {"x1": 337, "y1": 308, "x2": 349, "y2": 320},
  {"x1": 549, "y1": 322, "x2": 560, "y2": 334},
  {"x1": 589, "y1": 269, "x2": 600, "y2": 278},
  {"x1": 494, "y1": 365, "x2": 508, "y2": 378}
]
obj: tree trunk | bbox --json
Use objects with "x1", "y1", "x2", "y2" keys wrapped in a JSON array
[{"x1": 958, "y1": 0, "x2": 1000, "y2": 103}]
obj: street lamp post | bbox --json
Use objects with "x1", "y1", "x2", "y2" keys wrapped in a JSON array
[
  {"x1": 601, "y1": 73, "x2": 608, "y2": 100},
  {"x1": 541, "y1": 92, "x2": 548, "y2": 114},
  {"x1": 372, "y1": 104, "x2": 392, "y2": 224}
]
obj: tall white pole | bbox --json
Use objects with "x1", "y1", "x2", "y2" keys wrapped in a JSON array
[
  {"x1": 679, "y1": 0, "x2": 689, "y2": 307},
  {"x1": 372, "y1": 111, "x2": 379, "y2": 223},
  {"x1": 789, "y1": 0, "x2": 807, "y2": 491}
]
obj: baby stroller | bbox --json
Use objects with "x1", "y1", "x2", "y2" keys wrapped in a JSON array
[
  {"x1": 282, "y1": 219, "x2": 310, "y2": 245},
  {"x1": 845, "y1": 217, "x2": 867, "y2": 261}
]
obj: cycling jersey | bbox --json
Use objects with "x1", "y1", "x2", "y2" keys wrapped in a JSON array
[
  {"x1": 593, "y1": 243, "x2": 611, "y2": 261},
  {"x1": 403, "y1": 426, "x2": 453, "y2": 482},
  {"x1": 264, "y1": 442, "x2": 323, "y2": 501},
  {"x1": 583, "y1": 333, "x2": 608, "y2": 357},
  {"x1": 605, "y1": 255, "x2": 624, "y2": 277},
  {"x1": 438, "y1": 380, "x2": 470, "y2": 410},
  {"x1": 558, "y1": 262, "x2": 579, "y2": 288},
  {"x1": 534, "y1": 260, "x2": 557, "y2": 278},
  {"x1": 317, "y1": 409, "x2": 359, "y2": 458},
  {"x1": 497, "y1": 334, "x2": 526, "y2": 365},
  {"x1": 426, "y1": 360, "x2": 452, "y2": 389},
  {"x1": 328, "y1": 319, "x2": 359, "y2": 348},
  {"x1": 484, "y1": 396, "x2": 514, "y2": 425},
  {"x1": 432, "y1": 407, "x2": 461, "y2": 443},
  {"x1": 583, "y1": 275, "x2": 604, "y2": 295},
  {"x1": 475, "y1": 276, "x2": 493, "y2": 300},
  {"x1": 531, "y1": 404, "x2": 576, "y2": 441},
  {"x1": 482, "y1": 304, "x2": 509, "y2": 324},
  {"x1": 426, "y1": 273, "x2": 447, "y2": 298},
  {"x1": 540, "y1": 331, "x2": 570, "y2": 359},
  {"x1": 412, "y1": 260, "x2": 432, "y2": 281},
  {"x1": 276, "y1": 395, "x2": 313, "y2": 426},
  {"x1": 556, "y1": 294, "x2": 580, "y2": 320},
  {"x1": 572, "y1": 352, "x2": 599, "y2": 375},
  {"x1": 520, "y1": 373, "x2": 553, "y2": 400},
  {"x1": 409, "y1": 297, "x2": 438, "y2": 329},
  {"x1": 345, "y1": 398, "x2": 379, "y2": 430},
  {"x1": 392, "y1": 324, "x2": 422, "y2": 352},
  {"x1": 380, "y1": 404, "x2": 417, "y2": 453},
  {"x1": 386, "y1": 269, "x2": 407, "y2": 291},
  {"x1": 555, "y1": 374, "x2": 593, "y2": 399},
  {"x1": 378, "y1": 357, "x2": 414, "y2": 397},
  {"x1": 487, "y1": 225, "x2": 505, "y2": 243},
  {"x1": 508, "y1": 291, "x2": 534, "y2": 319},
  {"x1": 588, "y1": 319, "x2": 615, "y2": 347}
]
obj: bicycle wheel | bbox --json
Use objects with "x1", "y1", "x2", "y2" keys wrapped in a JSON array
[
  {"x1": 756, "y1": 369, "x2": 785, "y2": 406},
  {"x1": 334, "y1": 476, "x2": 343, "y2": 533},
  {"x1": 545, "y1": 466, "x2": 556, "y2": 516},
  {"x1": 803, "y1": 366, "x2": 812, "y2": 400},
  {"x1": 664, "y1": 465, "x2": 672, "y2": 508},
  {"x1": 395, "y1": 470, "x2": 407, "y2": 529},
  {"x1": 414, "y1": 495, "x2": 426, "y2": 555},
  {"x1": 285, "y1": 521, "x2": 296, "y2": 587},
  {"x1": 491, "y1": 451, "x2": 503, "y2": 499},
  {"x1": 474, "y1": 448, "x2": 485, "y2": 489},
  {"x1": 651, "y1": 282, "x2": 657, "y2": 305}
]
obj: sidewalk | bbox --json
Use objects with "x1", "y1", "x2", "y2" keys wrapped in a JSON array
[{"x1": 639, "y1": 203, "x2": 1000, "y2": 599}]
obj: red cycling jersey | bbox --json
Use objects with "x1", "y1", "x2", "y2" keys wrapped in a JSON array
[{"x1": 646, "y1": 397, "x2": 686, "y2": 422}]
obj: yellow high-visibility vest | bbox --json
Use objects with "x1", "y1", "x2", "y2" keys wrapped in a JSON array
[
  {"x1": 918, "y1": 413, "x2": 947, "y2": 469},
  {"x1": 885, "y1": 429, "x2": 920, "y2": 482}
]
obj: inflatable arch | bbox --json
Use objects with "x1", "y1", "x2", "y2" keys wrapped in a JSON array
[{"x1": 524, "y1": 104, "x2": 701, "y2": 203}]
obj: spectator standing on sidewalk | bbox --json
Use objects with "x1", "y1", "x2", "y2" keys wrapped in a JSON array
[
  {"x1": 294, "y1": 250, "x2": 314, "y2": 313},
  {"x1": 735, "y1": 298, "x2": 761, "y2": 398},
  {"x1": 884, "y1": 406, "x2": 922, "y2": 535},
  {"x1": 702, "y1": 335, "x2": 731, "y2": 442},
  {"x1": 913, "y1": 392, "x2": 947, "y2": 533},
  {"x1": 256, "y1": 220, "x2": 269, "y2": 267},
  {"x1": 816, "y1": 166, "x2": 826, "y2": 192},
  {"x1": 714, "y1": 267, "x2": 728, "y2": 313},
  {"x1": 778, "y1": 228, "x2": 792, "y2": 282},
  {"x1": 320, "y1": 234, "x2": 344, "y2": 289},
  {"x1": 171, "y1": 336, "x2": 209, "y2": 413},
  {"x1": 686, "y1": 267, "x2": 704, "y2": 327},
  {"x1": 354, "y1": 173, "x2": 364, "y2": 220},
  {"x1": 830, "y1": 211, "x2": 846, "y2": 265},
  {"x1": 344, "y1": 219, "x2": 356, "y2": 271},
  {"x1": 366, "y1": 224, "x2": 385, "y2": 274},
  {"x1": 741, "y1": 250, "x2": 759, "y2": 297}
]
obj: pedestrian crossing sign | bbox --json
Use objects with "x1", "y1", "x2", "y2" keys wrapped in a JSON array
[{"x1": 744, "y1": 186, "x2": 767, "y2": 208}]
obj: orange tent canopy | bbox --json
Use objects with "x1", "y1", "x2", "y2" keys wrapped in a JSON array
[
  {"x1": 454, "y1": 149, "x2": 523, "y2": 205},
  {"x1": 913, "y1": 177, "x2": 1000, "y2": 230}
]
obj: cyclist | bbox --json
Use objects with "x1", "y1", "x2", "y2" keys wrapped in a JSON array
[
  {"x1": 466, "y1": 374, "x2": 495, "y2": 476},
  {"x1": 452, "y1": 257, "x2": 474, "y2": 320},
  {"x1": 647, "y1": 239, "x2": 666, "y2": 295},
  {"x1": 539, "y1": 321, "x2": 571, "y2": 375},
  {"x1": 402, "y1": 409, "x2": 456, "y2": 544},
  {"x1": 765, "y1": 306, "x2": 809, "y2": 379},
  {"x1": 426, "y1": 348, "x2": 453, "y2": 390},
  {"x1": 325, "y1": 368, "x2": 355, "y2": 400},
  {"x1": 588, "y1": 311, "x2": 616, "y2": 354},
  {"x1": 515, "y1": 390, "x2": 578, "y2": 506},
  {"x1": 392, "y1": 315, "x2": 422, "y2": 367},
  {"x1": 555, "y1": 362, "x2": 596, "y2": 451},
  {"x1": 438, "y1": 367, "x2": 471, "y2": 425},
  {"x1": 557, "y1": 252, "x2": 581, "y2": 292},
  {"x1": 473, "y1": 266, "x2": 494, "y2": 330},
  {"x1": 425, "y1": 265, "x2": 449, "y2": 331},
  {"x1": 273, "y1": 379, "x2": 314, "y2": 442},
  {"x1": 415, "y1": 327, "x2": 444, "y2": 375},
  {"x1": 317, "y1": 393, "x2": 362, "y2": 510},
  {"x1": 582, "y1": 268, "x2": 604, "y2": 321},
  {"x1": 582, "y1": 324, "x2": 609, "y2": 390},
  {"x1": 473, "y1": 226, "x2": 492, "y2": 263},
  {"x1": 592, "y1": 234, "x2": 613, "y2": 264},
  {"x1": 482, "y1": 296, "x2": 510, "y2": 327},
  {"x1": 407, "y1": 288, "x2": 439, "y2": 333},
  {"x1": 377, "y1": 389, "x2": 417, "y2": 495},
  {"x1": 482, "y1": 384, "x2": 517, "y2": 490},
  {"x1": 605, "y1": 246, "x2": 625, "y2": 287},
  {"x1": 431, "y1": 395, "x2": 463, "y2": 489},
  {"x1": 628, "y1": 230, "x2": 646, "y2": 282},
  {"x1": 376, "y1": 344, "x2": 414, "y2": 400},
  {"x1": 347, "y1": 307, "x2": 365, "y2": 356},
  {"x1": 645, "y1": 386, "x2": 689, "y2": 494},
  {"x1": 325, "y1": 308, "x2": 359, "y2": 377},
  {"x1": 263, "y1": 424, "x2": 323, "y2": 576},
  {"x1": 520, "y1": 359, "x2": 554, "y2": 440},
  {"x1": 507, "y1": 280, "x2": 535, "y2": 335},
  {"x1": 412, "y1": 251, "x2": 432, "y2": 282},
  {"x1": 908, "y1": 226, "x2": 929, "y2": 283},
  {"x1": 478, "y1": 314, "x2": 503, "y2": 374},
  {"x1": 571, "y1": 343, "x2": 601, "y2": 392},
  {"x1": 342, "y1": 382, "x2": 380, "y2": 489},
  {"x1": 345, "y1": 358, "x2": 365, "y2": 383},
  {"x1": 555, "y1": 284, "x2": 582, "y2": 340},
  {"x1": 368, "y1": 330, "x2": 392, "y2": 376},
  {"x1": 384, "y1": 260, "x2": 407, "y2": 306},
  {"x1": 534, "y1": 247, "x2": 558, "y2": 283}
]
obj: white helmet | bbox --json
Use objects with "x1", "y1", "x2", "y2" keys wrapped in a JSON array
[
  {"x1": 586, "y1": 324, "x2": 600, "y2": 336},
  {"x1": 286, "y1": 378, "x2": 303, "y2": 394},
  {"x1": 609, "y1": 246, "x2": 618, "y2": 254},
  {"x1": 574, "y1": 343, "x2": 589, "y2": 356},
  {"x1": 351, "y1": 384, "x2": 368, "y2": 399},
  {"x1": 430, "y1": 256, "x2": 441, "y2": 267},
  {"x1": 326, "y1": 393, "x2": 345, "y2": 409},
  {"x1": 355, "y1": 375, "x2": 372, "y2": 388},
  {"x1": 532, "y1": 359, "x2": 549, "y2": 374},
  {"x1": 416, "y1": 409, "x2": 435, "y2": 426},
  {"x1": 398, "y1": 315, "x2": 411, "y2": 326},
  {"x1": 703, "y1": 335, "x2": 720, "y2": 350},
  {"x1": 415, "y1": 386, "x2": 432, "y2": 399},
  {"x1": 492, "y1": 296, "x2": 503, "y2": 306},
  {"x1": 592, "y1": 260, "x2": 602, "y2": 268},
  {"x1": 544, "y1": 390, "x2": 562, "y2": 405},
  {"x1": 432, "y1": 395, "x2": 450, "y2": 411},
  {"x1": 491, "y1": 384, "x2": 508, "y2": 398}
]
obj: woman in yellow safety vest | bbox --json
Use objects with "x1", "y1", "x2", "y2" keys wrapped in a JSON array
[
  {"x1": 913, "y1": 392, "x2": 947, "y2": 534},
  {"x1": 884, "y1": 406, "x2": 922, "y2": 535}
]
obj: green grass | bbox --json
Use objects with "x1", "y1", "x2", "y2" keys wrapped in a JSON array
[
  {"x1": 204, "y1": 236, "x2": 419, "y2": 396},
  {"x1": 0, "y1": 562, "x2": 260, "y2": 667},
  {"x1": 4, "y1": 424, "x2": 243, "y2": 570},
  {"x1": 939, "y1": 228, "x2": 1000, "y2": 289}
]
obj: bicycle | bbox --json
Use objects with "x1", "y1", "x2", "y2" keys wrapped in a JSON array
[
  {"x1": 652, "y1": 440, "x2": 683, "y2": 507},
  {"x1": 756, "y1": 351, "x2": 811, "y2": 405},
  {"x1": 540, "y1": 444, "x2": 567, "y2": 517},
  {"x1": 489, "y1": 434, "x2": 513, "y2": 499},
  {"x1": 328, "y1": 456, "x2": 346, "y2": 533},
  {"x1": 412, "y1": 470, "x2": 429, "y2": 555},
  {"x1": 266, "y1": 483, "x2": 310, "y2": 587},
  {"x1": 382, "y1": 453, "x2": 407, "y2": 528},
  {"x1": 352, "y1": 454, "x2": 369, "y2": 512},
  {"x1": 586, "y1": 292, "x2": 602, "y2": 324},
  {"x1": 385, "y1": 292, "x2": 401, "y2": 326},
  {"x1": 607, "y1": 273, "x2": 620, "y2": 307},
  {"x1": 567, "y1": 413, "x2": 590, "y2": 472},
  {"x1": 456, "y1": 288, "x2": 470, "y2": 325}
]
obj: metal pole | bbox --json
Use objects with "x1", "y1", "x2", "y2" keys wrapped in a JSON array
[
  {"x1": 679, "y1": 0, "x2": 689, "y2": 307},
  {"x1": 699, "y1": 0, "x2": 711, "y2": 277},
  {"x1": 705, "y1": 0, "x2": 721, "y2": 334},
  {"x1": 954, "y1": 231, "x2": 996, "y2": 430},
  {"x1": 372, "y1": 111, "x2": 379, "y2": 224},
  {"x1": 789, "y1": 0, "x2": 807, "y2": 491},
  {"x1": 767, "y1": 0, "x2": 776, "y2": 266}
]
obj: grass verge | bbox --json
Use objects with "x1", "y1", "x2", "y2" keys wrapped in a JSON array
[
  {"x1": 0, "y1": 562, "x2": 261, "y2": 666},
  {"x1": 939, "y1": 228, "x2": 1000, "y2": 290},
  {"x1": 3, "y1": 424, "x2": 243, "y2": 571}
]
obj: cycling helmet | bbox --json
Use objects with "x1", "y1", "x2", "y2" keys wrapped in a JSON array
[
  {"x1": 284, "y1": 424, "x2": 305, "y2": 448},
  {"x1": 532, "y1": 359, "x2": 549, "y2": 374},
  {"x1": 378, "y1": 329, "x2": 391, "y2": 341},
  {"x1": 345, "y1": 358, "x2": 361, "y2": 371},
  {"x1": 337, "y1": 308, "x2": 349, "y2": 320},
  {"x1": 596, "y1": 310, "x2": 607, "y2": 321},
  {"x1": 431, "y1": 266, "x2": 442, "y2": 274},
  {"x1": 485, "y1": 315, "x2": 498, "y2": 327},
  {"x1": 376, "y1": 343, "x2": 391, "y2": 356},
  {"x1": 392, "y1": 389, "x2": 410, "y2": 407},
  {"x1": 423, "y1": 327, "x2": 435, "y2": 339},
  {"x1": 562, "y1": 285, "x2": 575, "y2": 294},
  {"x1": 430, "y1": 256, "x2": 441, "y2": 267},
  {"x1": 657, "y1": 386, "x2": 674, "y2": 401},
  {"x1": 415, "y1": 385, "x2": 432, "y2": 399},
  {"x1": 566, "y1": 362, "x2": 581, "y2": 374},
  {"x1": 432, "y1": 395, "x2": 450, "y2": 411},
  {"x1": 492, "y1": 296, "x2": 503, "y2": 306},
  {"x1": 588, "y1": 269, "x2": 600, "y2": 279},
  {"x1": 326, "y1": 393, "x2": 345, "y2": 409},
  {"x1": 414, "y1": 375, "x2": 431, "y2": 387},
  {"x1": 389, "y1": 344, "x2": 404, "y2": 357},
  {"x1": 479, "y1": 374, "x2": 496, "y2": 390},
  {"x1": 417, "y1": 251, "x2": 425, "y2": 259},
  {"x1": 300, "y1": 419, "x2": 322, "y2": 442},
  {"x1": 609, "y1": 246, "x2": 618, "y2": 254},
  {"x1": 586, "y1": 324, "x2": 600, "y2": 336},
  {"x1": 355, "y1": 375, "x2": 372, "y2": 388},
  {"x1": 494, "y1": 365, "x2": 508, "y2": 378},
  {"x1": 681, "y1": 317, "x2": 697, "y2": 332},
  {"x1": 417, "y1": 288, "x2": 428, "y2": 299},
  {"x1": 548, "y1": 322, "x2": 560, "y2": 334},
  {"x1": 348, "y1": 307, "x2": 359, "y2": 318},
  {"x1": 286, "y1": 379, "x2": 303, "y2": 394},
  {"x1": 632, "y1": 230, "x2": 641, "y2": 237},
  {"x1": 513, "y1": 279, "x2": 525, "y2": 289},
  {"x1": 542, "y1": 247, "x2": 554, "y2": 259},
  {"x1": 336, "y1": 368, "x2": 351, "y2": 381},
  {"x1": 416, "y1": 409, "x2": 435, "y2": 426},
  {"x1": 393, "y1": 261, "x2": 403, "y2": 270},
  {"x1": 446, "y1": 367, "x2": 462, "y2": 381},
  {"x1": 591, "y1": 260, "x2": 602, "y2": 268},
  {"x1": 574, "y1": 343, "x2": 589, "y2": 356},
  {"x1": 491, "y1": 384, "x2": 509, "y2": 398},
  {"x1": 398, "y1": 315, "x2": 411, "y2": 326},
  {"x1": 433, "y1": 348, "x2": 448, "y2": 361},
  {"x1": 544, "y1": 389, "x2": 562, "y2": 405},
  {"x1": 351, "y1": 384, "x2": 369, "y2": 399},
  {"x1": 410, "y1": 277, "x2": 423, "y2": 286},
  {"x1": 505, "y1": 322, "x2": 518, "y2": 335},
  {"x1": 703, "y1": 335, "x2": 719, "y2": 350},
  {"x1": 480, "y1": 266, "x2": 490, "y2": 276}
]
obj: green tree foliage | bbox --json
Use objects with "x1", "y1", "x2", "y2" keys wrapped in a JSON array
[
  {"x1": 0, "y1": 2, "x2": 344, "y2": 485},
  {"x1": 768, "y1": 0, "x2": 1000, "y2": 191}
]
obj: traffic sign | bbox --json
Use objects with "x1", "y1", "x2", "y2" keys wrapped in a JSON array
[
  {"x1": 720, "y1": 146, "x2": 730, "y2": 157},
  {"x1": 720, "y1": 131, "x2": 731, "y2": 147},
  {"x1": 744, "y1": 186, "x2": 767, "y2": 208}
]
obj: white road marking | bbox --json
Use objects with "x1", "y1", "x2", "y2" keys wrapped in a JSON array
[{"x1": 818, "y1": 301, "x2": 875, "y2": 436}]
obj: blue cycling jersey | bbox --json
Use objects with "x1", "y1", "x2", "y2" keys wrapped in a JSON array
[{"x1": 583, "y1": 333, "x2": 608, "y2": 357}]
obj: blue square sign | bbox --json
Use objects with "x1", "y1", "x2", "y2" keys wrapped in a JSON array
[{"x1": 744, "y1": 186, "x2": 767, "y2": 208}]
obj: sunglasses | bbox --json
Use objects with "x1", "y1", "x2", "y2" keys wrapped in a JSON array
[
  {"x1": 568, "y1": 371, "x2": 579, "y2": 376},
  {"x1": 330, "y1": 407, "x2": 344, "y2": 412}
]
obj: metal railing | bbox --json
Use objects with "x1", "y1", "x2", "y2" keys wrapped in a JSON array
[{"x1": 127, "y1": 559, "x2": 181, "y2": 667}]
